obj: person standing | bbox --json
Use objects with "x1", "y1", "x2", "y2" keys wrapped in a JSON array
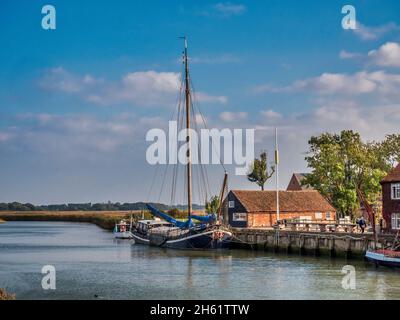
[{"x1": 359, "y1": 216, "x2": 366, "y2": 234}]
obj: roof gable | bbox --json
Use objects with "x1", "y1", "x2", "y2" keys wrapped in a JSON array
[
  {"x1": 231, "y1": 190, "x2": 335, "y2": 213},
  {"x1": 287, "y1": 173, "x2": 313, "y2": 191},
  {"x1": 381, "y1": 164, "x2": 400, "y2": 183}
]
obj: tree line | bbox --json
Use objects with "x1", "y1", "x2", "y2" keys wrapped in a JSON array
[
  {"x1": 0, "y1": 202, "x2": 169, "y2": 212},
  {"x1": 0, "y1": 201, "x2": 206, "y2": 212}
]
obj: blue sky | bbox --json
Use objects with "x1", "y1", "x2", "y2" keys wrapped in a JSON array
[{"x1": 1, "y1": 0, "x2": 400, "y2": 204}]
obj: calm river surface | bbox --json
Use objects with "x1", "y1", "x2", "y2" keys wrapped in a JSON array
[{"x1": 0, "y1": 221, "x2": 399, "y2": 300}]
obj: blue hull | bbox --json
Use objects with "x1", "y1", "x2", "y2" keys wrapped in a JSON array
[
  {"x1": 132, "y1": 228, "x2": 232, "y2": 250},
  {"x1": 162, "y1": 229, "x2": 231, "y2": 250}
]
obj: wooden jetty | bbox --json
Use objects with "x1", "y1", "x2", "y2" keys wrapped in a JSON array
[{"x1": 231, "y1": 223, "x2": 396, "y2": 259}]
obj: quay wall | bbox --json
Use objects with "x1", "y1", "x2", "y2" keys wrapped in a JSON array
[{"x1": 231, "y1": 228, "x2": 396, "y2": 258}]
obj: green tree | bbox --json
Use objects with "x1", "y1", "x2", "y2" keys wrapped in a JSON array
[
  {"x1": 205, "y1": 195, "x2": 220, "y2": 214},
  {"x1": 303, "y1": 130, "x2": 391, "y2": 218},
  {"x1": 247, "y1": 151, "x2": 275, "y2": 191},
  {"x1": 381, "y1": 134, "x2": 400, "y2": 167}
]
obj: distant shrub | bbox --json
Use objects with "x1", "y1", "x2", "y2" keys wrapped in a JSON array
[{"x1": 0, "y1": 288, "x2": 15, "y2": 300}]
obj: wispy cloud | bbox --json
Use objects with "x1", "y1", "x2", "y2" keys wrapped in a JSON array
[
  {"x1": 254, "y1": 70, "x2": 400, "y2": 97},
  {"x1": 219, "y1": 111, "x2": 247, "y2": 122},
  {"x1": 198, "y1": 2, "x2": 246, "y2": 18},
  {"x1": 213, "y1": 2, "x2": 246, "y2": 17},
  {"x1": 352, "y1": 22, "x2": 400, "y2": 41},
  {"x1": 0, "y1": 113, "x2": 165, "y2": 155},
  {"x1": 190, "y1": 54, "x2": 241, "y2": 64},
  {"x1": 339, "y1": 50, "x2": 362, "y2": 60},
  {"x1": 39, "y1": 67, "x2": 227, "y2": 107},
  {"x1": 260, "y1": 109, "x2": 282, "y2": 120}
]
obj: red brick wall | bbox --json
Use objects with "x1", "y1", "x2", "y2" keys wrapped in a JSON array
[
  {"x1": 247, "y1": 211, "x2": 336, "y2": 227},
  {"x1": 286, "y1": 176, "x2": 302, "y2": 191},
  {"x1": 382, "y1": 182, "x2": 400, "y2": 231}
]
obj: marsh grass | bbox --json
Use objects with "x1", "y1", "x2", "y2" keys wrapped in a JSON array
[
  {"x1": 0, "y1": 211, "x2": 152, "y2": 230},
  {"x1": 0, "y1": 288, "x2": 15, "y2": 300}
]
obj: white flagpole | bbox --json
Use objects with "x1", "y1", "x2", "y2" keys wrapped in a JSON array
[{"x1": 275, "y1": 127, "x2": 280, "y2": 224}]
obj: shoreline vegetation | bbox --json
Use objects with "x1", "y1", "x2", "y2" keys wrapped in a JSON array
[
  {"x1": 0, "y1": 211, "x2": 149, "y2": 231},
  {"x1": 0, "y1": 209, "x2": 202, "y2": 230},
  {"x1": 0, "y1": 201, "x2": 204, "y2": 212},
  {"x1": 0, "y1": 288, "x2": 15, "y2": 300}
]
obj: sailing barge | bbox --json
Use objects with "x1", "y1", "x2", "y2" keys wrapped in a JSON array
[{"x1": 131, "y1": 38, "x2": 232, "y2": 249}]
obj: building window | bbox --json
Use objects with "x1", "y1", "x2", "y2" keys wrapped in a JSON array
[
  {"x1": 392, "y1": 184, "x2": 400, "y2": 200},
  {"x1": 315, "y1": 212, "x2": 322, "y2": 220},
  {"x1": 228, "y1": 201, "x2": 235, "y2": 208},
  {"x1": 233, "y1": 212, "x2": 246, "y2": 221},
  {"x1": 326, "y1": 212, "x2": 332, "y2": 220},
  {"x1": 391, "y1": 213, "x2": 400, "y2": 230}
]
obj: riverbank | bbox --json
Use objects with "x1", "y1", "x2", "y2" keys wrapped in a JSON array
[{"x1": 0, "y1": 211, "x2": 148, "y2": 230}]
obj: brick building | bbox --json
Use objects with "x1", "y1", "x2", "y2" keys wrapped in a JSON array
[
  {"x1": 381, "y1": 163, "x2": 400, "y2": 232},
  {"x1": 286, "y1": 173, "x2": 313, "y2": 191},
  {"x1": 225, "y1": 190, "x2": 336, "y2": 228}
]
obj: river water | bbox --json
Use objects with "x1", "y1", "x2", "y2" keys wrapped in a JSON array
[{"x1": 0, "y1": 221, "x2": 399, "y2": 300}]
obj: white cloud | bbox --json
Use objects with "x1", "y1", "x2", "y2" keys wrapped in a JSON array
[
  {"x1": 260, "y1": 109, "x2": 282, "y2": 119},
  {"x1": 368, "y1": 42, "x2": 400, "y2": 67},
  {"x1": 339, "y1": 50, "x2": 362, "y2": 60},
  {"x1": 39, "y1": 67, "x2": 103, "y2": 93},
  {"x1": 219, "y1": 111, "x2": 247, "y2": 122},
  {"x1": 40, "y1": 67, "x2": 227, "y2": 107},
  {"x1": 0, "y1": 132, "x2": 12, "y2": 142},
  {"x1": 196, "y1": 92, "x2": 228, "y2": 104},
  {"x1": 213, "y1": 2, "x2": 246, "y2": 16},
  {"x1": 198, "y1": 2, "x2": 246, "y2": 18},
  {"x1": 0, "y1": 113, "x2": 151, "y2": 156},
  {"x1": 353, "y1": 22, "x2": 400, "y2": 41},
  {"x1": 254, "y1": 70, "x2": 400, "y2": 96},
  {"x1": 189, "y1": 54, "x2": 241, "y2": 64}
]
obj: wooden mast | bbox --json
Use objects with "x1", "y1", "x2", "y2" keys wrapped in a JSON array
[
  {"x1": 217, "y1": 172, "x2": 228, "y2": 225},
  {"x1": 183, "y1": 36, "x2": 192, "y2": 219}
]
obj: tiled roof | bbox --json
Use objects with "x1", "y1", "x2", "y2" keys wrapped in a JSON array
[
  {"x1": 381, "y1": 163, "x2": 400, "y2": 183},
  {"x1": 231, "y1": 190, "x2": 335, "y2": 213}
]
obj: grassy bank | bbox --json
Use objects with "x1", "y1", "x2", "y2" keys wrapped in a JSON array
[
  {"x1": 0, "y1": 211, "x2": 153, "y2": 231},
  {"x1": 0, "y1": 219, "x2": 4, "y2": 223},
  {"x1": 0, "y1": 288, "x2": 15, "y2": 300}
]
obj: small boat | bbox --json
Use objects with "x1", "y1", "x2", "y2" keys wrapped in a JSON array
[
  {"x1": 365, "y1": 230, "x2": 400, "y2": 268},
  {"x1": 358, "y1": 190, "x2": 400, "y2": 268},
  {"x1": 365, "y1": 249, "x2": 400, "y2": 268},
  {"x1": 113, "y1": 217, "x2": 134, "y2": 239}
]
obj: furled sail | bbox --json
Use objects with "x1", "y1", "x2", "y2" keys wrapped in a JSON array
[
  {"x1": 191, "y1": 214, "x2": 216, "y2": 224},
  {"x1": 146, "y1": 204, "x2": 194, "y2": 229}
]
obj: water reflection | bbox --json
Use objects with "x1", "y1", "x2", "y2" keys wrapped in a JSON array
[{"x1": 1, "y1": 221, "x2": 400, "y2": 300}]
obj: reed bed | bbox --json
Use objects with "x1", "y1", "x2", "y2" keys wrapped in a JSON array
[
  {"x1": 0, "y1": 288, "x2": 15, "y2": 300},
  {"x1": 0, "y1": 211, "x2": 152, "y2": 230}
]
